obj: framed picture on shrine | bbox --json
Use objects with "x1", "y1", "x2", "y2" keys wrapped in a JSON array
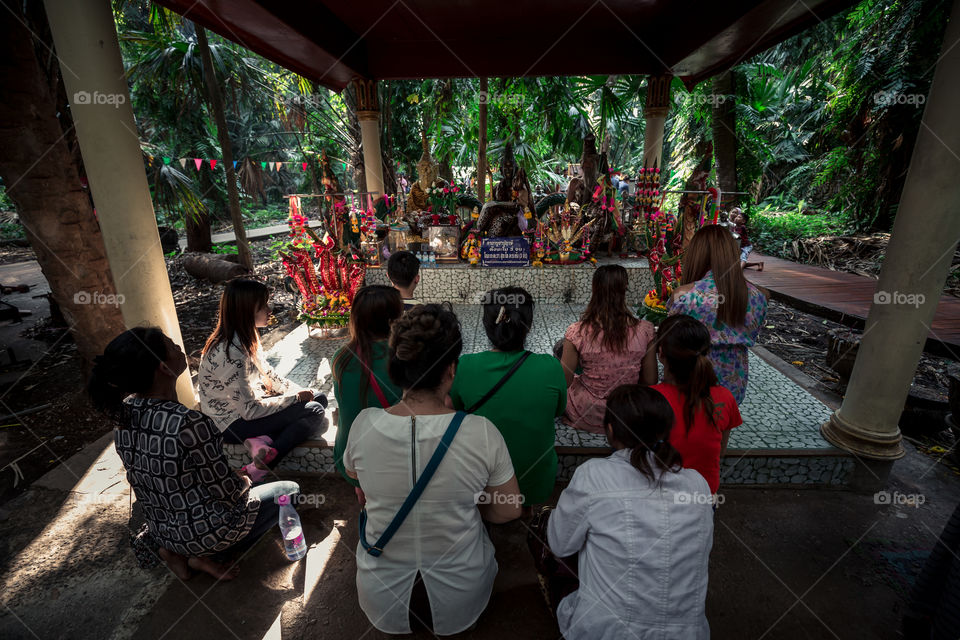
[
  {"x1": 360, "y1": 241, "x2": 383, "y2": 266},
  {"x1": 427, "y1": 225, "x2": 460, "y2": 263}
]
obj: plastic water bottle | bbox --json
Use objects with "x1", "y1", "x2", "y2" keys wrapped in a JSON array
[{"x1": 277, "y1": 495, "x2": 307, "y2": 561}]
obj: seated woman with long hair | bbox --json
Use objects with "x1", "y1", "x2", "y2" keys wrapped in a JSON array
[
  {"x1": 344, "y1": 304, "x2": 522, "y2": 636},
  {"x1": 331, "y1": 285, "x2": 404, "y2": 488},
  {"x1": 451, "y1": 286, "x2": 566, "y2": 506},
  {"x1": 199, "y1": 279, "x2": 326, "y2": 483},
  {"x1": 561, "y1": 264, "x2": 656, "y2": 432},
  {"x1": 89, "y1": 328, "x2": 299, "y2": 581},
  {"x1": 652, "y1": 314, "x2": 742, "y2": 495},
  {"x1": 548, "y1": 385, "x2": 714, "y2": 639},
  {"x1": 650, "y1": 224, "x2": 768, "y2": 403}
]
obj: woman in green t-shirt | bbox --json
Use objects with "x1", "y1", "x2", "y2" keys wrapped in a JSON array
[
  {"x1": 450, "y1": 287, "x2": 567, "y2": 506},
  {"x1": 332, "y1": 285, "x2": 403, "y2": 487}
]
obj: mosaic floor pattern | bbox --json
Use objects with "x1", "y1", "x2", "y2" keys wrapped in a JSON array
[{"x1": 223, "y1": 303, "x2": 854, "y2": 486}]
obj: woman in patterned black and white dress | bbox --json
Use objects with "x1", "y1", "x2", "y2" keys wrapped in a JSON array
[{"x1": 89, "y1": 327, "x2": 299, "y2": 581}]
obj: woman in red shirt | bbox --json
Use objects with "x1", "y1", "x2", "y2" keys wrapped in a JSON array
[{"x1": 651, "y1": 314, "x2": 742, "y2": 493}]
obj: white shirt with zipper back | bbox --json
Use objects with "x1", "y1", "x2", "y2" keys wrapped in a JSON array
[
  {"x1": 344, "y1": 408, "x2": 514, "y2": 635},
  {"x1": 548, "y1": 449, "x2": 714, "y2": 640}
]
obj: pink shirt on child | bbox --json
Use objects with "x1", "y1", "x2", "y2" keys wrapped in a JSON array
[{"x1": 563, "y1": 320, "x2": 656, "y2": 433}]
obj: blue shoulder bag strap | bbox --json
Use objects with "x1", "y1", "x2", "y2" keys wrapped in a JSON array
[{"x1": 359, "y1": 410, "x2": 467, "y2": 557}]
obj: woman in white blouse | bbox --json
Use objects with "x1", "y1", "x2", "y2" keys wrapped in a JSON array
[
  {"x1": 548, "y1": 384, "x2": 715, "y2": 640},
  {"x1": 344, "y1": 303, "x2": 522, "y2": 636},
  {"x1": 199, "y1": 279, "x2": 325, "y2": 482}
]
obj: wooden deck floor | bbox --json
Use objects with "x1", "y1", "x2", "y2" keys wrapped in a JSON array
[{"x1": 744, "y1": 252, "x2": 960, "y2": 359}]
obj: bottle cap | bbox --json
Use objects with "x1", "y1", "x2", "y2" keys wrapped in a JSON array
[{"x1": 277, "y1": 494, "x2": 291, "y2": 506}]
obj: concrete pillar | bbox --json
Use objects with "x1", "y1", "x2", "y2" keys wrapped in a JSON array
[
  {"x1": 821, "y1": 0, "x2": 960, "y2": 480},
  {"x1": 43, "y1": 0, "x2": 196, "y2": 405},
  {"x1": 643, "y1": 74, "x2": 672, "y2": 169},
  {"x1": 353, "y1": 78, "x2": 383, "y2": 197}
]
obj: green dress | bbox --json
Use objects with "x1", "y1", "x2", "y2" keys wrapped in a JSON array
[
  {"x1": 332, "y1": 340, "x2": 402, "y2": 486},
  {"x1": 450, "y1": 350, "x2": 567, "y2": 505}
]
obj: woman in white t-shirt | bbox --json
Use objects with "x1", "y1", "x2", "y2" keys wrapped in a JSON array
[{"x1": 344, "y1": 303, "x2": 522, "y2": 636}]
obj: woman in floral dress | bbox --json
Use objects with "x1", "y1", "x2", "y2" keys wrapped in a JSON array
[{"x1": 663, "y1": 225, "x2": 768, "y2": 403}]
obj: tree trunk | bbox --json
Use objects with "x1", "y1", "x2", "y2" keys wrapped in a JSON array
[
  {"x1": 380, "y1": 82, "x2": 397, "y2": 195},
  {"x1": 711, "y1": 71, "x2": 738, "y2": 204},
  {"x1": 183, "y1": 252, "x2": 249, "y2": 283},
  {"x1": 184, "y1": 210, "x2": 212, "y2": 253},
  {"x1": 343, "y1": 82, "x2": 366, "y2": 192},
  {"x1": 195, "y1": 25, "x2": 252, "y2": 271},
  {"x1": 0, "y1": 0, "x2": 125, "y2": 368},
  {"x1": 478, "y1": 77, "x2": 488, "y2": 201},
  {"x1": 436, "y1": 79, "x2": 455, "y2": 184}
]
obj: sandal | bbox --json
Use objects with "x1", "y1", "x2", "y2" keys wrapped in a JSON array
[
  {"x1": 243, "y1": 436, "x2": 278, "y2": 470},
  {"x1": 241, "y1": 463, "x2": 269, "y2": 484}
]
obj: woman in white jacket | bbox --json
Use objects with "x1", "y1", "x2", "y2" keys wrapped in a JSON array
[
  {"x1": 199, "y1": 279, "x2": 326, "y2": 482},
  {"x1": 547, "y1": 384, "x2": 714, "y2": 640}
]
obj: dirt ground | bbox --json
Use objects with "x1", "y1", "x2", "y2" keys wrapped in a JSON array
[
  {"x1": 1, "y1": 436, "x2": 958, "y2": 640},
  {"x1": 757, "y1": 298, "x2": 960, "y2": 476},
  {"x1": 0, "y1": 239, "x2": 297, "y2": 507}
]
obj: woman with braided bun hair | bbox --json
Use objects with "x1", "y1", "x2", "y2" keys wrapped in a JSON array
[
  {"x1": 344, "y1": 304, "x2": 523, "y2": 636},
  {"x1": 651, "y1": 314, "x2": 743, "y2": 494},
  {"x1": 89, "y1": 327, "x2": 299, "y2": 582}
]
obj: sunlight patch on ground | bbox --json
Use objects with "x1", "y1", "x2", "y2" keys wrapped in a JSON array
[
  {"x1": 260, "y1": 610, "x2": 282, "y2": 640},
  {"x1": 303, "y1": 520, "x2": 344, "y2": 606}
]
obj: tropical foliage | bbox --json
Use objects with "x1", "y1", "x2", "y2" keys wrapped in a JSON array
[{"x1": 111, "y1": 0, "x2": 950, "y2": 242}]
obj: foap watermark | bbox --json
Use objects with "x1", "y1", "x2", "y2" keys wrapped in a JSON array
[
  {"x1": 74, "y1": 291, "x2": 125, "y2": 308},
  {"x1": 276, "y1": 493, "x2": 326, "y2": 507},
  {"x1": 474, "y1": 490, "x2": 525, "y2": 506},
  {"x1": 286, "y1": 93, "x2": 326, "y2": 110},
  {"x1": 874, "y1": 490, "x2": 925, "y2": 508},
  {"x1": 873, "y1": 290, "x2": 925, "y2": 308},
  {"x1": 873, "y1": 91, "x2": 926, "y2": 107},
  {"x1": 674, "y1": 491, "x2": 725, "y2": 506},
  {"x1": 675, "y1": 291, "x2": 725, "y2": 307},
  {"x1": 476, "y1": 91, "x2": 523, "y2": 106},
  {"x1": 480, "y1": 290, "x2": 528, "y2": 306},
  {"x1": 73, "y1": 90, "x2": 126, "y2": 108},
  {"x1": 681, "y1": 93, "x2": 728, "y2": 107}
]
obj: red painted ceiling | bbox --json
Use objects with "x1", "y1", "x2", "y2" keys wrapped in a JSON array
[{"x1": 156, "y1": 0, "x2": 857, "y2": 90}]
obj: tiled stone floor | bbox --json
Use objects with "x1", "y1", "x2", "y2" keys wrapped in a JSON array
[
  {"x1": 224, "y1": 303, "x2": 854, "y2": 486},
  {"x1": 365, "y1": 257, "x2": 653, "y2": 305}
]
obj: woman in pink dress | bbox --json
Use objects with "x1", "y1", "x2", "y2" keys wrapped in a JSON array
[{"x1": 560, "y1": 265, "x2": 656, "y2": 433}]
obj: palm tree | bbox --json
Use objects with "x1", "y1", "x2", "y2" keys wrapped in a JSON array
[{"x1": 122, "y1": 12, "x2": 263, "y2": 257}]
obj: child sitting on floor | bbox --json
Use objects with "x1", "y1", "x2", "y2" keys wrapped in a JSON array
[
  {"x1": 651, "y1": 314, "x2": 743, "y2": 495},
  {"x1": 386, "y1": 250, "x2": 422, "y2": 311}
]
